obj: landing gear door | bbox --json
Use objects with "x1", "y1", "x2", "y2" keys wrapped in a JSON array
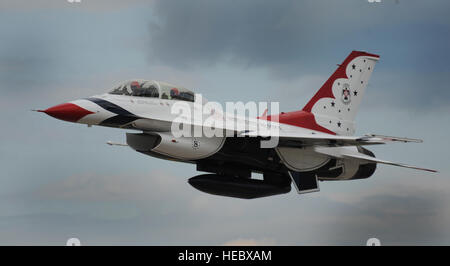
[{"x1": 288, "y1": 171, "x2": 320, "y2": 194}]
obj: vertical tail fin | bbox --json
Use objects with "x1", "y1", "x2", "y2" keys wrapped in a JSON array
[{"x1": 302, "y1": 51, "x2": 379, "y2": 135}]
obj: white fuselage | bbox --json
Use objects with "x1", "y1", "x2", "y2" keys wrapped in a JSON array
[{"x1": 66, "y1": 93, "x2": 360, "y2": 177}]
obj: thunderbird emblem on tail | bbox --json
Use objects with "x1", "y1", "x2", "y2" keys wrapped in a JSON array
[{"x1": 342, "y1": 85, "x2": 351, "y2": 104}]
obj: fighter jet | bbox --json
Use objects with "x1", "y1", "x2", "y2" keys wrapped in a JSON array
[{"x1": 37, "y1": 51, "x2": 436, "y2": 199}]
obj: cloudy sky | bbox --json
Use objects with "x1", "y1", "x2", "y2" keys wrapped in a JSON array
[{"x1": 0, "y1": 0, "x2": 449, "y2": 245}]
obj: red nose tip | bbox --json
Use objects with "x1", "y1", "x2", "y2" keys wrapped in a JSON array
[{"x1": 39, "y1": 103, "x2": 94, "y2": 122}]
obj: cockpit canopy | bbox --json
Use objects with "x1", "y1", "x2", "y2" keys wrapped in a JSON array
[{"x1": 109, "y1": 80, "x2": 195, "y2": 102}]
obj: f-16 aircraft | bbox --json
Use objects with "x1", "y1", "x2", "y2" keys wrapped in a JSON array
[{"x1": 37, "y1": 51, "x2": 436, "y2": 199}]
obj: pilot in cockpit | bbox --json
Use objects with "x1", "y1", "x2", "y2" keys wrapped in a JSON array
[
  {"x1": 170, "y1": 88, "x2": 179, "y2": 100},
  {"x1": 130, "y1": 81, "x2": 141, "y2": 96}
]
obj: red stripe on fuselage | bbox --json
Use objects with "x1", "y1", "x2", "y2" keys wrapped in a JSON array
[{"x1": 261, "y1": 110, "x2": 336, "y2": 135}]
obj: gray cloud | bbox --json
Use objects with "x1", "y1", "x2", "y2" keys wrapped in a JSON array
[
  {"x1": 148, "y1": 0, "x2": 345, "y2": 71},
  {"x1": 0, "y1": 170, "x2": 447, "y2": 245},
  {"x1": 147, "y1": 0, "x2": 450, "y2": 110},
  {"x1": 0, "y1": 25, "x2": 59, "y2": 93},
  {"x1": 148, "y1": 0, "x2": 449, "y2": 67},
  {"x1": 0, "y1": 0, "x2": 150, "y2": 10},
  {"x1": 322, "y1": 193, "x2": 447, "y2": 245}
]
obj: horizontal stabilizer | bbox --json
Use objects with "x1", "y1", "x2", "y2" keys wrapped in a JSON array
[
  {"x1": 341, "y1": 153, "x2": 437, "y2": 173},
  {"x1": 314, "y1": 146, "x2": 437, "y2": 173},
  {"x1": 358, "y1": 134, "x2": 423, "y2": 143}
]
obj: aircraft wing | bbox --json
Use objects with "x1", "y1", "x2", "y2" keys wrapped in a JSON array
[
  {"x1": 241, "y1": 130, "x2": 423, "y2": 147},
  {"x1": 314, "y1": 146, "x2": 437, "y2": 173}
]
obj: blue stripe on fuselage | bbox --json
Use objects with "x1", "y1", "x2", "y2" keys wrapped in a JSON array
[{"x1": 85, "y1": 97, "x2": 140, "y2": 127}]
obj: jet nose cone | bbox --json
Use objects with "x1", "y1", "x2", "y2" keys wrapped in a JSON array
[{"x1": 39, "y1": 103, "x2": 94, "y2": 122}]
